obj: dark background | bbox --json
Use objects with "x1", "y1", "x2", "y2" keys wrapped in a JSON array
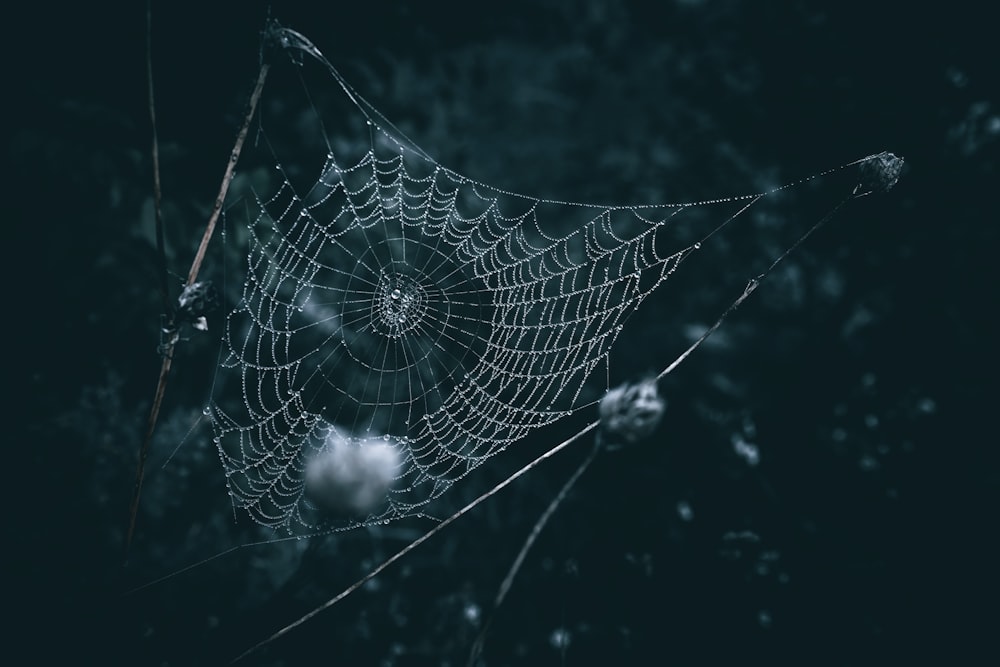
[{"x1": 8, "y1": 1, "x2": 997, "y2": 665}]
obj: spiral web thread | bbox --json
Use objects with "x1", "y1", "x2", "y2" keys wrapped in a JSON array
[{"x1": 208, "y1": 28, "x2": 884, "y2": 533}]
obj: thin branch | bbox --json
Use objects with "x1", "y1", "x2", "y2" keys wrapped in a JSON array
[
  {"x1": 124, "y1": 49, "x2": 271, "y2": 562},
  {"x1": 468, "y1": 434, "x2": 604, "y2": 667},
  {"x1": 147, "y1": 1, "x2": 169, "y2": 315},
  {"x1": 656, "y1": 194, "x2": 853, "y2": 382},
  {"x1": 188, "y1": 62, "x2": 270, "y2": 285},
  {"x1": 124, "y1": 333, "x2": 176, "y2": 561}
]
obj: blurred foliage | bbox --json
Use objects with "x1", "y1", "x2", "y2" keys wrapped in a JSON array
[{"x1": 9, "y1": 0, "x2": 997, "y2": 665}]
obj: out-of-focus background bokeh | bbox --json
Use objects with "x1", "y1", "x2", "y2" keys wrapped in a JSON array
[{"x1": 9, "y1": 1, "x2": 997, "y2": 664}]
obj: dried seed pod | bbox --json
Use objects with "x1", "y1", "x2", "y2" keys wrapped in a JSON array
[
  {"x1": 598, "y1": 377, "x2": 666, "y2": 445},
  {"x1": 857, "y1": 151, "x2": 904, "y2": 194},
  {"x1": 177, "y1": 281, "x2": 219, "y2": 331}
]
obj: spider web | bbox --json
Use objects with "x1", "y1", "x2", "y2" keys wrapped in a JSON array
[{"x1": 207, "y1": 27, "x2": 884, "y2": 533}]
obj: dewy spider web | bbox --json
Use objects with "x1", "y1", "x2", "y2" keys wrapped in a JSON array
[{"x1": 207, "y1": 26, "x2": 896, "y2": 534}]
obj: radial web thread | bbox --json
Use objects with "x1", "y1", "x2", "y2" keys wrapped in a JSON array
[{"x1": 207, "y1": 28, "x2": 891, "y2": 533}]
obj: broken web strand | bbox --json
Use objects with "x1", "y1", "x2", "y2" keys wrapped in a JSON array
[{"x1": 189, "y1": 26, "x2": 902, "y2": 657}]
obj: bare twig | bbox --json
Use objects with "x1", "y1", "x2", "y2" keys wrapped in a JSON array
[
  {"x1": 125, "y1": 336, "x2": 176, "y2": 562},
  {"x1": 124, "y1": 33, "x2": 271, "y2": 562},
  {"x1": 656, "y1": 194, "x2": 853, "y2": 382},
  {"x1": 468, "y1": 434, "x2": 604, "y2": 667},
  {"x1": 147, "y1": 1, "x2": 169, "y2": 315},
  {"x1": 187, "y1": 63, "x2": 270, "y2": 285}
]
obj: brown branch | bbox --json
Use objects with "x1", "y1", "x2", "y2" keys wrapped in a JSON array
[
  {"x1": 188, "y1": 62, "x2": 270, "y2": 286},
  {"x1": 124, "y1": 50, "x2": 270, "y2": 563},
  {"x1": 124, "y1": 332, "x2": 176, "y2": 561},
  {"x1": 147, "y1": 1, "x2": 169, "y2": 315}
]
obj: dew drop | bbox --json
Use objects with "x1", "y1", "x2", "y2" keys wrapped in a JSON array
[
  {"x1": 694, "y1": 242, "x2": 702, "y2": 249},
  {"x1": 390, "y1": 288, "x2": 402, "y2": 300},
  {"x1": 202, "y1": 406, "x2": 212, "y2": 416}
]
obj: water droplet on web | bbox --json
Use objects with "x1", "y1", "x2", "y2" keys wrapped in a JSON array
[
  {"x1": 694, "y1": 242, "x2": 702, "y2": 249},
  {"x1": 202, "y1": 406, "x2": 212, "y2": 416},
  {"x1": 391, "y1": 288, "x2": 402, "y2": 300}
]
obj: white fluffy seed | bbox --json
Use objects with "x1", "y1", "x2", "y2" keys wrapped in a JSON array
[{"x1": 304, "y1": 430, "x2": 401, "y2": 516}]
